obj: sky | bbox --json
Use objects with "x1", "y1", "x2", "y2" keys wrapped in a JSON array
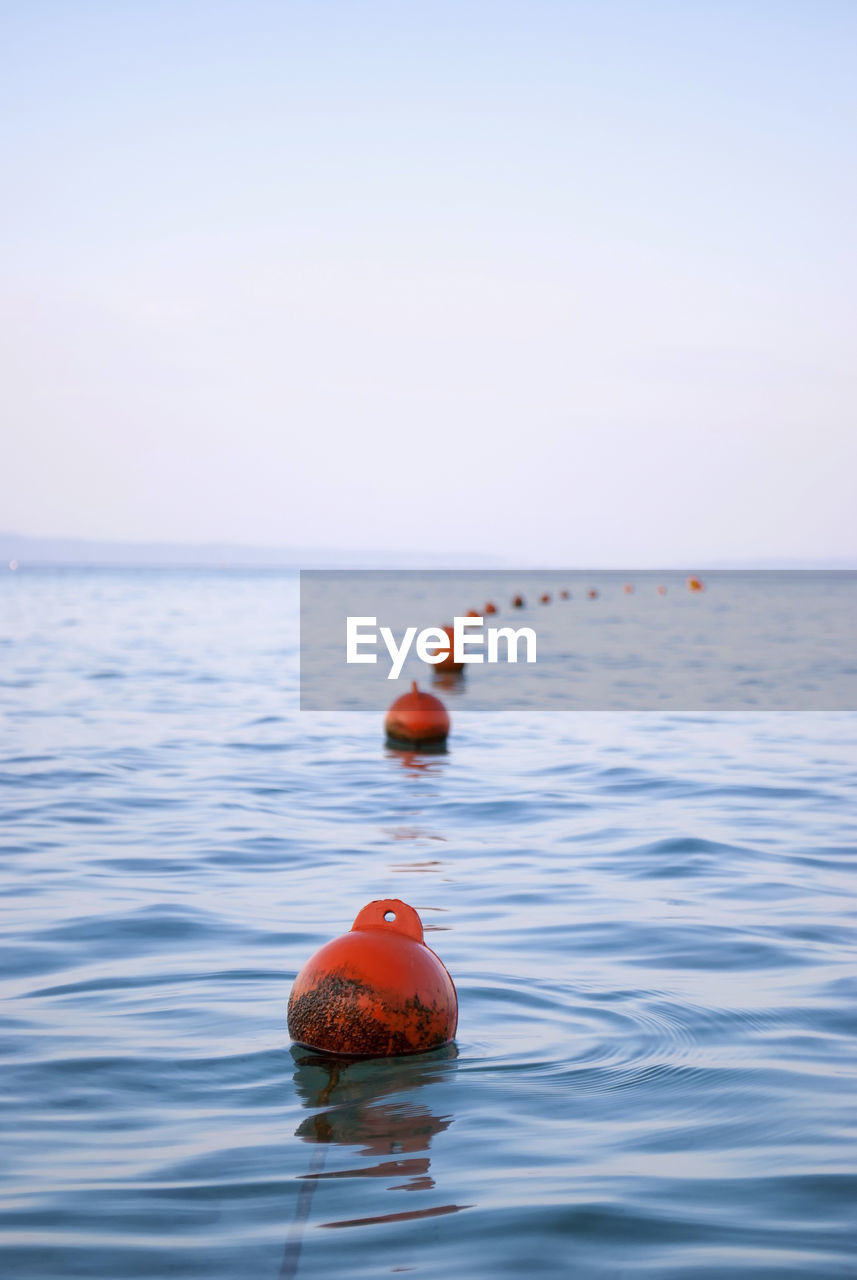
[{"x1": 2, "y1": 0, "x2": 856, "y2": 565}]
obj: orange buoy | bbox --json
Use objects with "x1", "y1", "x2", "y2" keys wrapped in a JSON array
[
  {"x1": 435, "y1": 624, "x2": 463, "y2": 672},
  {"x1": 657, "y1": 584, "x2": 667, "y2": 595},
  {"x1": 623, "y1": 583, "x2": 634, "y2": 594},
  {"x1": 466, "y1": 609, "x2": 480, "y2": 617},
  {"x1": 511, "y1": 594, "x2": 525, "y2": 609},
  {"x1": 559, "y1": 589, "x2": 570, "y2": 600},
  {"x1": 540, "y1": 592, "x2": 551, "y2": 604},
  {"x1": 484, "y1": 601, "x2": 497, "y2": 615},
  {"x1": 385, "y1": 680, "x2": 450, "y2": 748},
  {"x1": 287, "y1": 899, "x2": 458, "y2": 1057},
  {"x1": 587, "y1": 588, "x2": 598, "y2": 599},
  {"x1": 687, "y1": 576, "x2": 704, "y2": 592}
]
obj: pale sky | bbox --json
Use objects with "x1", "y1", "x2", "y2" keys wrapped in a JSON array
[{"x1": 2, "y1": 1, "x2": 856, "y2": 564}]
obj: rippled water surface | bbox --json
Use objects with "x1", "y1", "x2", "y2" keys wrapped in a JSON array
[{"x1": 2, "y1": 569, "x2": 856, "y2": 1278}]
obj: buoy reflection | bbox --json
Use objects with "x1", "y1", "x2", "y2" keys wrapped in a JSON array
[
  {"x1": 385, "y1": 746, "x2": 448, "y2": 773},
  {"x1": 430, "y1": 667, "x2": 466, "y2": 693},
  {"x1": 281, "y1": 1044, "x2": 468, "y2": 1267}
]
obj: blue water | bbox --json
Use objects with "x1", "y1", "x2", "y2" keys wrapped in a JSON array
[{"x1": 2, "y1": 569, "x2": 856, "y2": 1278}]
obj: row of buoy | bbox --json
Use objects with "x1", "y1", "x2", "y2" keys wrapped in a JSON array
[
  {"x1": 289, "y1": 682, "x2": 456, "y2": 1051},
  {"x1": 386, "y1": 574, "x2": 708, "y2": 741},
  {"x1": 382, "y1": 575, "x2": 708, "y2": 749},
  {"x1": 288, "y1": 677, "x2": 457, "y2": 1051},
  {"x1": 463, "y1": 577, "x2": 705, "y2": 613},
  {"x1": 287, "y1": 573, "x2": 707, "y2": 1057}
]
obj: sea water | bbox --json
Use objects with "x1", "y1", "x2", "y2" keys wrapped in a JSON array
[{"x1": 1, "y1": 569, "x2": 856, "y2": 1278}]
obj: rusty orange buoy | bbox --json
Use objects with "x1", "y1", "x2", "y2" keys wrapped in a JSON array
[
  {"x1": 687, "y1": 576, "x2": 704, "y2": 592},
  {"x1": 385, "y1": 681, "x2": 450, "y2": 748},
  {"x1": 287, "y1": 899, "x2": 458, "y2": 1057},
  {"x1": 587, "y1": 588, "x2": 598, "y2": 599},
  {"x1": 623, "y1": 583, "x2": 634, "y2": 594},
  {"x1": 511, "y1": 594, "x2": 525, "y2": 609},
  {"x1": 466, "y1": 609, "x2": 480, "y2": 617},
  {"x1": 540, "y1": 592, "x2": 551, "y2": 604},
  {"x1": 483, "y1": 601, "x2": 497, "y2": 615},
  {"x1": 559, "y1": 589, "x2": 570, "y2": 600},
  {"x1": 657, "y1": 584, "x2": 667, "y2": 595}
]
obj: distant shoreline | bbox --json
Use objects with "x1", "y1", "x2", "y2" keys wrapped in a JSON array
[
  {"x1": 2, "y1": 532, "x2": 855, "y2": 571},
  {"x1": 0, "y1": 532, "x2": 504, "y2": 571}
]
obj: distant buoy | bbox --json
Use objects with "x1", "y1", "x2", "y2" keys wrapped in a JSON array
[
  {"x1": 287, "y1": 899, "x2": 458, "y2": 1057},
  {"x1": 385, "y1": 681, "x2": 450, "y2": 748},
  {"x1": 687, "y1": 576, "x2": 704, "y2": 592},
  {"x1": 587, "y1": 588, "x2": 598, "y2": 599},
  {"x1": 623, "y1": 583, "x2": 634, "y2": 594},
  {"x1": 466, "y1": 609, "x2": 480, "y2": 618},
  {"x1": 484, "y1": 601, "x2": 497, "y2": 615},
  {"x1": 657, "y1": 585, "x2": 667, "y2": 595},
  {"x1": 436, "y1": 625, "x2": 464, "y2": 672},
  {"x1": 540, "y1": 593, "x2": 551, "y2": 604},
  {"x1": 559, "y1": 589, "x2": 570, "y2": 600},
  {"x1": 511, "y1": 595, "x2": 525, "y2": 609}
]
